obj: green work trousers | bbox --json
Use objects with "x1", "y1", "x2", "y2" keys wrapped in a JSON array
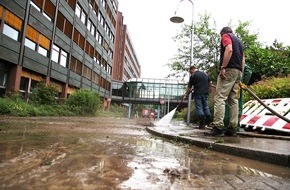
[
  {"x1": 212, "y1": 68, "x2": 242, "y2": 130},
  {"x1": 224, "y1": 89, "x2": 243, "y2": 131}
]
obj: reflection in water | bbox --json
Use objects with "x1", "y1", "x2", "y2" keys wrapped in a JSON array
[
  {"x1": 120, "y1": 138, "x2": 288, "y2": 189},
  {"x1": 0, "y1": 117, "x2": 289, "y2": 190}
]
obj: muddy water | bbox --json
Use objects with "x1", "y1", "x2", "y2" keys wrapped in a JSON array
[{"x1": 0, "y1": 117, "x2": 289, "y2": 190}]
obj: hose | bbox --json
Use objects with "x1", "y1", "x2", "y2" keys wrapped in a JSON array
[
  {"x1": 239, "y1": 82, "x2": 290, "y2": 123},
  {"x1": 176, "y1": 89, "x2": 194, "y2": 109}
]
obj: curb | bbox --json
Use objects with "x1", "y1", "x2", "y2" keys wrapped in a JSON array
[{"x1": 146, "y1": 127, "x2": 290, "y2": 167}]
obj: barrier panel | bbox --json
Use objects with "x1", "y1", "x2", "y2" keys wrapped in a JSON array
[{"x1": 240, "y1": 98, "x2": 290, "y2": 133}]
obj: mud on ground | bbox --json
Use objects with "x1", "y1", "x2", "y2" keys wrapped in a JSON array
[{"x1": 0, "y1": 116, "x2": 152, "y2": 189}]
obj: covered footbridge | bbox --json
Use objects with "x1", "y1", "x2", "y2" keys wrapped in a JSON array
[{"x1": 111, "y1": 78, "x2": 188, "y2": 117}]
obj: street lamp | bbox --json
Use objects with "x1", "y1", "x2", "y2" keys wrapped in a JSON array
[
  {"x1": 161, "y1": 83, "x2": 170, "y2": 114},
  {"x1": 170, "y1": 0, "x2": 194, "y2": 125},
  {"x1": 167, "y1": 88, "x2": 170, "y2": 114}
]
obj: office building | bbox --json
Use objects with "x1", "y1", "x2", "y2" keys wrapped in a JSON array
[{"x1": 0, "y1": 0, "x2": 141, "y2": 106}]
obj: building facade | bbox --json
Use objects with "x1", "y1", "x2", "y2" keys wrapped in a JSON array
[
  {"x1": 0, "y1": 0, "x2": 140, "y2": 105},
  {"x1": 112, "y1": 11, "x2": 141, "y2": 82}
]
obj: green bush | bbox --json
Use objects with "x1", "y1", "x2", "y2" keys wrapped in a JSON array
[
  {"x1": 0, "y1": 91, "x2": 90, "y2": 117},
  {"x1": 30, "y1": 82, "x2": 59, "y2": 105},
  {"x1": 243, "y1": 77, "x2": 290, "y2": 102},
  {"x1": 0, "y1": 96, "x2": 33, "y2": 116},
  {"x1": 96, "y1": 103, "x2": 127, "y2": 117},
  {"x1": 66, "y1": 89, "x2": 101, "y2": 115},
  {"x1": 0, "y1": 98, "x2": 11, "y2": 115}
]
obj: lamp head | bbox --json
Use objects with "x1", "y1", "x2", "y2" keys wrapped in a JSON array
[{"x1": 170, "y1": 15, "x2": 184, "y2": 23}]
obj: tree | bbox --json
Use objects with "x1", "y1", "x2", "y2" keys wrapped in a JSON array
[
  {"x1": 167, "y1": 13, "x2": 290, "y2": 83},
  {"x1": 167, "y1": 13, "x2": 220, "y2": 81}
]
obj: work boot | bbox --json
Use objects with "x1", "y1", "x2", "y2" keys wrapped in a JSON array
[
  {"x1": 205, "y1": 115, "x2": 211, "y2": 129},
  {"x1": 224, "y1": 127, "x2": 237, "y2": 137},
  {"x1": 204, "y1": 124, "x2": 224, "y2": 136},
  {"x1": 198, "y1": 116, "x2": 205, "y2": 129}
]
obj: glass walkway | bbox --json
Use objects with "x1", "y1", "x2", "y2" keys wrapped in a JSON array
[{"x1": 111, "y1": 78, "x2": 188, "y2": 107}]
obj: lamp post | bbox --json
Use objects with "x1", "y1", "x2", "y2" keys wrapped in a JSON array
[
  {"x1": 170, "y1": 0, "x2": 194, "y2": 125},
  {"x1": 161, "y1": 83, "x2": 170, "y2": 114},
  {"x1": 167, "y1": 89, "x2": 170, "y2": 114}
]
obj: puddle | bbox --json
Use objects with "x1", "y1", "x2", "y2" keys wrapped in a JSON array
[{"x1": 0, "y1": 117, "x2": 289, "y2": 189}]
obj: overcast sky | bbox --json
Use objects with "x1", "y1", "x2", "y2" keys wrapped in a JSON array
[{"x1": 118, "y1": 0, "x2": 289, "y2": 79}]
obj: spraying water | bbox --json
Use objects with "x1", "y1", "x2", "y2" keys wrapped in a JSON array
[{"x1": 154, "y1": 108, "x2": 177, "y2": 126}]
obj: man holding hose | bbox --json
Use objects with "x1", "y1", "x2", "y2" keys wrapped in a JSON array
[{"x1": 183, "y1": 65, "x2": 212, "y2": 129}]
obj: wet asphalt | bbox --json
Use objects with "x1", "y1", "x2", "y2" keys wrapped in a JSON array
[
  {"x1": 146, "y1": 121, "x2": 290, "y2": 189},
  {"x1": 0, "y1": 117, "x2": 290, "y2": 189},
  {"x1": 146, "y1": 122, "x2": 290, "y2": 167}
]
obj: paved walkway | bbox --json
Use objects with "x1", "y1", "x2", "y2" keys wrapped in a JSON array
[{"x1": 146, "y1": 122, "x2": 290, "y2": 167}]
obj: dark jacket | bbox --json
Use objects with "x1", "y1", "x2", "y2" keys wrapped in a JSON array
[
  {"x1": 220, "y1": 33, "x2": 244, "y2": 71},
  {"x1": 188, "y1": 70, "x2": 211, "y2": 96}
]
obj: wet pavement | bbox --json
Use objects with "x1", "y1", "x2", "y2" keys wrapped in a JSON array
[
  {"x1": 0, "y1": 117, "x2": 289, "y2": 190},
  {"x1": 147, "y1": 121, "x2": 290, "y2": 167}
]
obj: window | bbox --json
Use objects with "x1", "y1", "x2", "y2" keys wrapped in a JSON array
[
  {"x1": 98, "y1": 12, "x2": 104, "y2": 26},
  {"x1": 70, "y1": 56, "x2": 82, "y2": 75},
  {"x1": 107, "y1": 65, "x2": 112, "y2": 75},
  {"x1": 26, "y1": 25, "x2": 39, "y2": 44},
  {"x1": 3, "y1": 24, "x2": 19, "y2": 41},
  {"x1": 38, "y1": 46, "x2": 48, "y2": 57},
  {"x1": 39, "y1": 33, "x2": 50, "y2": 50},
  {"x1": 56, "y1": 11, "x2": 73, "y2": 38},
  {"x1": 101, "y1": 59, "x2": 106, "y2": 70},
  {"x1": 94, "y1": 51, "x2": 101, "y2": 65},
  {"x1": 75, "y1": 3, "x2": 87, "y2": 25},
  {"x1": 66, "y1": 0, "x2": 76, "y2": 10},
  {"x1": 2, "y1": 9, "x2": 22, "y2": 41},
  {"x1": 90, "y1": 0, "x2": 98, "y2": 16},
  {"x1": 60, "y1": 50, "x2": 68, "y2": 67},
  {"x1": 43, "y1": 0, "x2": 55, "y2": 21},
  {"x1": 104, "y1": 23, "x2": 109, "y2": 35},
  {"x1": 81, "y1": 10, "x2": 86, "y2": 25},
  {"x1": 19, "y1": 76, "x2": 39, "y2": 94},
  {"x1": 92, "y1": 72, "x2": 99, "y2": 84},
  {"x1": 101, "y1": 0, "x2": 106, "y2": 8},
  {"x1": 75, "y1": 3, "x2": 81, "y2": 18},
  {"x1": 0, "y1": 69, "x2": 7, "y2": 88},
  {"x1": 30, "y1": 80, "x2": 38, "y2": 91},
  {"x1": 51, "y1": 44, "x2": 68, "y2": 67},
  {"x1": 91, "y1": 24, "x2": 95, "y2": 36},
  {"x1": 85, "y1": 41, "x2": 94, "y2": 58},
  {"x1": 83, "y1": 65, "x2": 92, "y2": 80},
  {"x1": 87, "y1": 19, "x2": 96, "y2": 37},
  {"x1": 73, "y1": 28, "x2": 85, "y2": 49},
  {"x1": 30, "y1": 0, "x2": 55, "y2": 21},
  {"x1": 112, "y1": 0, "x2": 117, "y2": 13},
  {"x1": 0, "y1": 6, "x2": 2, "y2": 20},
  {"x1": 108, "y1": 48, "x2": 113, "y2": 59},
  {"x1": 96, "y1": 31, "x2": 103, "y2": 45},
  {"x1": 25, "y1": 38, "x2": 36, "y2": 50},
  {"x1": 30, "y1": 1, "x2": 40, "y2": 11},
  {"x1": 25, "y1": 25, "x2": 50, "y2": 57},
  {"x1": 51, "y1": 44, "x2": 60, "y2": 63},
  {"x1": 87, "y1": 19, "x2": 91, "y2": 31},
  {"x1": 20, "y1": 77, "x2": 29, "y2": 91},
  {"x1": 64, "y1": 21, "x2": 73, "y2": 38},
  {"x1": 103, "y1": 40, "x2": 109, "y2": 52},
  {"x1": 5, "y1": 9, "x2": 22, "y2": 31},
  {"x1": 109, "y1": 31, "x2": 114, "y2": 43}
]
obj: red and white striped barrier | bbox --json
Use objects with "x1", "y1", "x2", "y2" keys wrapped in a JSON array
[{"x1": 240, "y1": 98, "x2": 290, "y2": 133}]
